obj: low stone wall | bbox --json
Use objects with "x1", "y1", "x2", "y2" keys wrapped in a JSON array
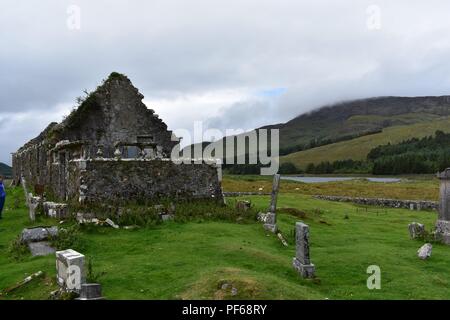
[
  {"x1": 313, "y1": 195, "x2": 438, "y2": 211},
  {"x1": 68, "y1": 159, "x2": 223, "y2": 204},
  {"x1": 223, "y1": 192, "x2": 270, "y2": 197}
]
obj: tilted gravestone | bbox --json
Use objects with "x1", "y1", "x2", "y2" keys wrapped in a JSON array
[
  {"x1": 436, "y1": 169, "x2": 450, "y2": 245},
  {"x1": 20, "y1": 226, "x2": 58, "y2": 257},
  {"x1": 263, "y1": 174, "x2": 280, "y2": 233},
  {"x1": 292, "y1": 222, "x2": 315, "y2": 278},
  {"x1": 408, "y1": 222, "x2": 425, "y2": 239}
]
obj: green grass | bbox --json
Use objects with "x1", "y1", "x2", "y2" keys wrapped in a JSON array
[
  {"x1": 1, "y1": 180, "x2": 449, "y2": 300},
  {"x1": 281, "y1": 117, "x2": 450, "y2": 168}
]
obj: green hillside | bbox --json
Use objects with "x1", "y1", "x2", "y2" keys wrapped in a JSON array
[
  {"x1": 0, "y1": 163, "x2": 12, "y2": 178},
  {"x1": 268, "y1": 96, "x2": 450, "y2": 153},
  {"x1": 281, "y1": 117, "x2": 450, "y2": 169},
  {"x1": 189, "y1": 95, "x2": 450, "y2": 162}
]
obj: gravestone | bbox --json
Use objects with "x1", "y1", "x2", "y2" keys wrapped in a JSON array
[
  {"x1": 263, "y1": 174, "x2": 280, "y2": 233},
  {"x1": 56, "y1": 249, "x2": 86, "y2": 292},
  {"x1": 28, "y1": 242, "x2": 55, "y2": 256},
  {"x1": 21, "y1": 226, "x2": 58, "y2": 243},
  {"x1": 43, "y1": 202, "x2": 69, "y2": 219},
  {"x1": 435, "y1": 169, "x2": 450, "y2": 244},
  {"x1": 28, "y1": 195, "x2": 41, "y2": 221},
  {"x1": 76, "y1": 283, "x2": 104, "y2": 300},
  {"x1": 292, "y1": 222, "x2": 315, "y2": 278},
  {"x1": 408, "y1": 222, "x2": 425, "y2": 239},
  {"x1": 20, "y1": 226, "x2": 58, "y2": 257}
]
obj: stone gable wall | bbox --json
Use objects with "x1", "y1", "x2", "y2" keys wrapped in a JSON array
[{"x1": 12, "y1": 74, "x2": 222, "y2": 205}]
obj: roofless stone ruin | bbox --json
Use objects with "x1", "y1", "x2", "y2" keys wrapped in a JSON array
[{"x1": 12, "y1": 72, "x2": 223, "y2": 205}]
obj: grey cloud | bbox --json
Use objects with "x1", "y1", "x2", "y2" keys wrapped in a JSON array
[{"x1": 2, "y1": 0, "x2": 450, "y2": 163}]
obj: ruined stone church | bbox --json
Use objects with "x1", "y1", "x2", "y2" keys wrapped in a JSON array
[{"x1": 12, "y1": 73, "x2": 223, "y2": 204}]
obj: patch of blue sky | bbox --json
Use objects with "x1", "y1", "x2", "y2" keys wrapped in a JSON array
[{"x1": 256, "y1": 87, "x2": 287, "y2": 98}]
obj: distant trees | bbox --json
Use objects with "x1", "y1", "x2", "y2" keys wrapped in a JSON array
[
  {"x1": 368, "y1": 130, "x2": 450, "y2": 174},
  {"x1": 304, "y1": 159, "x2": 368, "y2": 174},
  {"x1": 279, "y1": 162, "x2": 299, "y2": 174}
]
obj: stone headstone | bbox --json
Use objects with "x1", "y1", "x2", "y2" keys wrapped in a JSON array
[
  {"x1": 56, "y1": 249, "x2": 86, "y2": 292},
  {"x1": 76, "y1": 212, "x2": 98, "y2": 224},
  {"x1": 269, "y1": 174, "x2": 281, "y2": 213},
  {"x1": 417, "y1": 243, "x2": 432, "y2": 260},
  {"x1": 263, "y1": 213, "x2": 277, "y2": 233},
  {"x1": 263, "y1": 174, "x2": 280, "y2": 233},
  {"x1": 435, "y1": 169, "x2": 450, "y2": 244},
  {"x1": 20, "y1": 226, "x2": 58, "y2": 243},
  {"x1": 292, "y1": 222, "x2": 315, "y2": 278},
  {"x1": 28, "y1": 241, "x2": 56, "y2": 257},
  {"x1": 43, "y1": 202, "x2": 69, "y2": 219},
  {"x1": 76, "y1": 283, "x2": 104, "y2": 300},
  {"x1": 408, "y1": 222, "x2": 425, "y2": 239},
  {"x1": 28, "y1": 195, "x2": 41, "y2": 222}
]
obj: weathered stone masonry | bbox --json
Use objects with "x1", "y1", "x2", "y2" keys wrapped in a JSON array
[
  {"x1": 313, "y1": 195, "x2": 437, "y2": 211},
  {"x1": 67, "y1": 159, "x2": 222, "y2": 204},
  {"x1": 12, "y1": 73, "x2": 223, "y2": 205}
]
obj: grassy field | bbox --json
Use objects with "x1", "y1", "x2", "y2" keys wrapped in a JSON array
[
  {"x1": 1, "y1": 175, "x2": 449, "y2": 300},
  {"x1": 223, "y1": 174, "x2": 440, "y2": 201},
  {"x1": 281, "y1": 117, "x2": 450, "y2": 169}
]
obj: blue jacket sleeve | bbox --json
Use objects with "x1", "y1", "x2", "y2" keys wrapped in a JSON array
[{"x1": 0, "y1": 184, "x2": 5, "y2": 198}]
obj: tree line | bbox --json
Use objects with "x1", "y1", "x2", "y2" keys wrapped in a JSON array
[{"x1": 224, "y1": 130, "x2": 450, "y2": 175}]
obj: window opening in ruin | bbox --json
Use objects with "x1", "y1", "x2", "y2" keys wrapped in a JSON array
[{"x1": 124, "y1": 146, "x2": 140, "y2": 158}]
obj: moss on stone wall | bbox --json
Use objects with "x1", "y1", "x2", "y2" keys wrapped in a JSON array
[{"x1": 65, "y1": 93, "x2": 100, "y2": 130}]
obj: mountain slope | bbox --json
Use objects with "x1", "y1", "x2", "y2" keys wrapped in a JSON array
[
  {"x1": 0, "y1": 163, "x2": 12, "y2": 178},
  {"x1": 188, "y1": 95, "x2": 450, "y2": 167},
  {"x1": 281, "y1": 117, "x2": 450, "y2": 168},
  {"x1": 267, "y1": 95, "x2": 450, "y2": 152}
]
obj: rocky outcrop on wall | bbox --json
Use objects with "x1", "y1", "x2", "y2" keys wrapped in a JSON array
[{"x1": 313, "y1": 195, "x2": 438, "y2": 211}]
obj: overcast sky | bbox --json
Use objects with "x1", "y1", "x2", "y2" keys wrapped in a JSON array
[{"x1": 2, "y1": 1, "x2": 450, "y2": 164}]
